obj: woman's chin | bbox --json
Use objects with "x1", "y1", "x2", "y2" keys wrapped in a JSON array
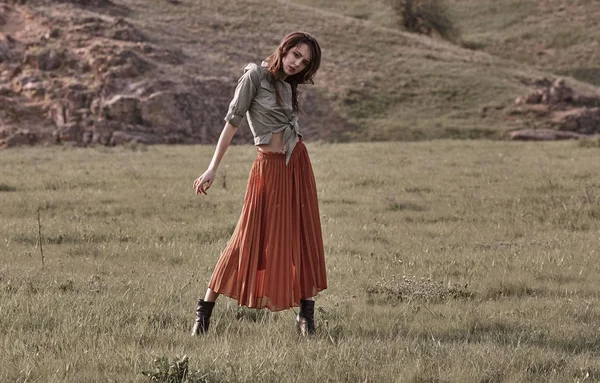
[{"x1": 284, "y1": 67, "x2": 296, "y2": 76}]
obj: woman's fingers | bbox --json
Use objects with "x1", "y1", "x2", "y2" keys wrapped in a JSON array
[
  {"x1": 194, "y1": 177, "x2": 203, "y2": 195},
  {"x1": 193, "y1": 172, "x2": 214, "y2": 196},
  {"x1": 194, "y1": 177, "x2": 208, "y2": 195}
]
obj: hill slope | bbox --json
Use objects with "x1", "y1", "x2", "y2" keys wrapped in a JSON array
[
  {"x1": 293, "y1": 0, "x2": 600, "y2": 86},
  {"x1": 449, "y1": 0, "x2": 600, "y2": 86},
  {"x1": 1, "y1": 0, "x2": 599, "y2": 147},
  {"x1": 122, "y1": 0, "x2": 570, "y2": 140}
]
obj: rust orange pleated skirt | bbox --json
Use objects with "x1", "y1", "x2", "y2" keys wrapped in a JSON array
[{"x1": 208, "y1": 141, "x2": 327, "y2": 311}]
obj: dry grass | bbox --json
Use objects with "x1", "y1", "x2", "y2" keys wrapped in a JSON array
[
  {"x1": 448, "y1": 0, "x2": 600, "y2": 84},
  {"x1": 293, "y1": 0, "x2": 600, "y2": 86},
  {"x1": 2, "y1": 140, "x2": 600, "y2": 382}
]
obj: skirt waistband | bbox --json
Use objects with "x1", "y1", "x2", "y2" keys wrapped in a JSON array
[{"x1": 256, "y1": 140, "x2": 305, "y2": 160}]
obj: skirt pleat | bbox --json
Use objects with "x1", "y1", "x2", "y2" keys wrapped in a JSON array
[{"x1": 208, "y1": 141, "x2": 327, "y2": 311}]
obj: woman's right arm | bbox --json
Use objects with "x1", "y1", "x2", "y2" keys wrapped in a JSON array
[
  {"x1": 193, "y1": 63, "x2": 259, "y2": 196},
  {"x1": 193, "y1": 122, "x2": 238, "y2": 195}
]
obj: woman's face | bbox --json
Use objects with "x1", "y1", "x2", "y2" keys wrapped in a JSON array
[{"x1": 281, "y1": 43, "x2": 311, "y2": 78}]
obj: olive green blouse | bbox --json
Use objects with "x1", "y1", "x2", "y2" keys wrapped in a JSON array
[{"x1": 224, "y1": 62, "x2": 301, "y2": 165}]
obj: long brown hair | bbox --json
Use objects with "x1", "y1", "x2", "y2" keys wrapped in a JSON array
[{"x1": 264, "y1": 31, "x2": 321, "y2": 113}]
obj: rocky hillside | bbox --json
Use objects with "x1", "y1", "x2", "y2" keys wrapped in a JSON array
[
  {"x1": 1, "y1": 0, "x2": 599, "y2": 148},
  {"x1": 0, "y1": 0, "x2": 348, "y2": 147}
]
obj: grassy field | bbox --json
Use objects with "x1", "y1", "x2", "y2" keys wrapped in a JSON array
[{"x1": 1, "y1": 141, "x2": 600, "y2": 382}]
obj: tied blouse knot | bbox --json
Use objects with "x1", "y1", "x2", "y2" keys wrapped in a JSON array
[{"x1": 224, "y1": 62, "x2": 301, "y2": 165}]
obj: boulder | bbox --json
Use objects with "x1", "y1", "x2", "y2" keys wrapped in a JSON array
[
  {"x1": 0, "y1": 40, "x2": 13, "y2": 63},
  {"x1": 91, "y1": 119, "x2": 119, "y2": 145},
  {"x1": 0, "y1": 84, "x2": 13, "y2": 96},
  {"x1": 104, "y1": 62, "x2": 145, "y2": 78},
  {"x1": 105, "y1": 49, "x2": 149, "y2": 73},
  {"x1": 556, "y1": 108, "x2": 600, "y2": 135},
  {"x1": 108, "y1": 19, "x2": 145, "y2": 42},
  {"x1": 516, "y1": 77, "x2": 598, "y2": 107},
  {"x1": 0, "y1": 126, "x2": 9, "y2": 138},
  {"x1": 512, "y1": 78, "x2": 600, "y2": 138},
  {"x1": 70, "y1": 16, "x2": 108, "y2": 36},
  {"x1": 139, "y1": 91, "x2": 192, "y2": 133},
  {"x1": 21, "y1": 81, "x2": 45, "y2": 98},
  {"x1": 50, "y1": 102, "x2": 67, "y2": 127},
  {"x1": 101, "y1": 94, "x2": 140, "y2": 124},
  {"x1": 23, "y1": 49, "x2": 65, "y2": 71},
  {"x1": 54, "y1": 122, "x2": 82, "y2": 142},
  {"x1": 546, "y1": 78, "x2": 573, "y2": 104},
  {"x1": 64, "y1": 82, "x2": 92, "y2": 109},
  {"x1": 11, "y1": 72, "x2": 42, "y2": 93},
  {"x1": 3, "y1": 129, "x2": 37, "y2": 147}
]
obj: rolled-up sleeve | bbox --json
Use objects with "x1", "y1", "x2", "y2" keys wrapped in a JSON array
[{"x1": 224, "y1": 64, "x2": 260, "y2": 127}]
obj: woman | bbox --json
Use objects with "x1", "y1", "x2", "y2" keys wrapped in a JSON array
[{"x1": 191, "y1": 31, "x2": 327, "y2": 336}]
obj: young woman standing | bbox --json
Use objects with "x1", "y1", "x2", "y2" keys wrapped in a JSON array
[{"x1": 192, "y1": 32, "x2": 327, "y2": 336}]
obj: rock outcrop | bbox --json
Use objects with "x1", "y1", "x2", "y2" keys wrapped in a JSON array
[
  {"x1": 0, "y1": 1, "x2": 350, "y2": 148},
  {"x1": 510, "y1": 78, "x2": 600, "y2": 140}
]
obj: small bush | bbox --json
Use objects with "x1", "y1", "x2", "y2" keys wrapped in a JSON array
[
  {"x1": 389, "y1": 201, "x2": 426, "y2": 212},
  {"x1": 390, "y1": 0, "x2": 459, "y2": 42},
  {"x1": 0, "y1": 184, "x2": 17, "y2": 192},
  {"x1": 142, "y1": 356, "x2": 208, "y2": 383}
]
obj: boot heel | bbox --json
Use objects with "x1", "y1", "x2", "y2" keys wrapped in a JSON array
[
  {"x1": 191, "y1": 299, "x2": 215, "y2": 336},
  {"x1": 296, "y1": 299, "x2": 315, "y2": 336}
]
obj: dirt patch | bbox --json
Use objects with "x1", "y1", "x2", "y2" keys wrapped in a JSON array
[{"x1": 366, "y1": 275, "x2": 472, "y2": 304}]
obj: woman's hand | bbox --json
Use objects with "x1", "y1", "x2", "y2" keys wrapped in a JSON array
[
  {"x1": 194, "y1": 169, "x2": 216, "y2": 195},
  {"x1": 193, "y1": 122, "x2": 238, "y2": 196}
]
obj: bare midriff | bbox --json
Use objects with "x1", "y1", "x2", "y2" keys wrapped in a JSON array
[{"x1": 257, "y1": 131, "x2": 285, "y2": 153}]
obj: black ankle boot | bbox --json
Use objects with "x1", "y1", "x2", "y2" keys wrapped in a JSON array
[
  {"x1": 191, "y1": 299, "x2": 215, "y2": 336},
  {"x1": 296, "y1": 299, "x2": 316, "y2": 336}
]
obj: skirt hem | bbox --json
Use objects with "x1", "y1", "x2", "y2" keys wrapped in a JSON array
[{"x1": 209, "y1": 286, "x2": 327, "y2": 312}]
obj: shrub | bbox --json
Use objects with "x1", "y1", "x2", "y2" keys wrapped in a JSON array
[
  {"x1": 142, "y1": 356, "x2": 208, "y2": 383},
  {"x1": 0, "y1": 184, "x2": 17, "y2": 192},
  {"x1": 390, "y1": 0, "x2": 459, "y2": 42}
]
